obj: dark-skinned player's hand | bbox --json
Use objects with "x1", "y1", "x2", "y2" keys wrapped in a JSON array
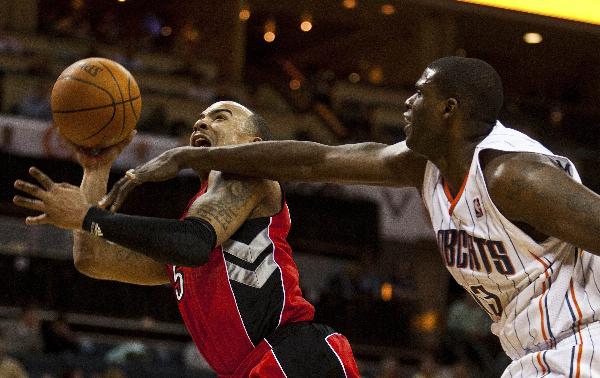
[
  {"x1": 13, "y1": 167, "x2": 90, "y2": 230},
  {"x1": 99, "y1": 146, "x2": 189, "y2": 212}
]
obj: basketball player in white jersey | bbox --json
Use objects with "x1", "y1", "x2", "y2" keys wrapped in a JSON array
[{"x1": 105, "y1": 57, "x2": 600, "y2": 377}]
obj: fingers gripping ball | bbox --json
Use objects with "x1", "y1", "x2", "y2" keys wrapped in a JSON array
[{"x1": 51, "y1": 57, "x2": 142, "y2": 148}]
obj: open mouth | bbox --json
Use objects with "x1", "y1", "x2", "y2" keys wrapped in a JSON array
[{"x1": 191, "y1": 134, "x2": 213, "y2": 147}]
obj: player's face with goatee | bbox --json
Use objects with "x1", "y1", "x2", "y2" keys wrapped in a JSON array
[
  {"x1": 403, "y1": 68, "x2": 448, "y2": 156},
  {"x1": 191, "y1": 102, "x2": 256, "y2": 148}
]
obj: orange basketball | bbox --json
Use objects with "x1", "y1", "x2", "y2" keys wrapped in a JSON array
[{"x1": 51, "y1": 57, "x2": 142, "y2": 148}]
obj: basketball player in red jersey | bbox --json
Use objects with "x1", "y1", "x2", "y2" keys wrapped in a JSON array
[
  {"x1": 13, "y1": 101, "x2": 360, "y2": 378},
  {"x1": 104, "y1": 58, "x2": 600, "y2": 377}
]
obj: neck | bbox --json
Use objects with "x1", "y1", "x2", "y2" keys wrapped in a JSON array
[{"x1": 430, "y1": 121, "x2": 492, "y2": 194}]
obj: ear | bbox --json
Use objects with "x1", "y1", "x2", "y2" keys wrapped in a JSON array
[
  {"x1": 251, "y1": 136, "x2": 263, "y2": 143},
  {"x1": 443, "y1": 98, "x2": 458, "y2": 118}
]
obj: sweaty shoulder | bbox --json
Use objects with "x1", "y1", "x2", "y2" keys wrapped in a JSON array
[{"x1": 480, "y1": 150, "x2": 566, "y2": 240}]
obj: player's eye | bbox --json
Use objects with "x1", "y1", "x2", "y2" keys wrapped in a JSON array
[{"x1": 214, "y1": 115, "x2": 226, "y2": 121}]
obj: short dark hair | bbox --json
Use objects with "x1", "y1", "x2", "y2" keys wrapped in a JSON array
[
  {"x1": 427, "y1": 56, "x2": 503, "y2": 124},
  {"x1": 243, "y1": 112, "x2": 272, "y2": 141}
]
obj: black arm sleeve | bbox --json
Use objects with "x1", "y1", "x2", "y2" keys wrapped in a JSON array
[{"x1": 82, "y1": 207, "x2": 217, "y2": 267}]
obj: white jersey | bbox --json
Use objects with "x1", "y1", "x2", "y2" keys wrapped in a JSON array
[{"x1": 422, "y1": 123, "x2": 600, "y2": 367}]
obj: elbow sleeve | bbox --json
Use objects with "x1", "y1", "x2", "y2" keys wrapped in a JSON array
[{"x1": 82, "y1": 207, "x2": 217, "y2": 266}]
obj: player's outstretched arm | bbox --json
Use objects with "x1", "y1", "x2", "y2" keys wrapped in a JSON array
[
  {"x1": 483, "y1": 152, "x2": 600, "y2": 255},
  {"x1": 13, "y1": 132, "x2": 169, "y2": 285},
  {"x1": 101, "y1": 140, "x2": 428, "y2": 210},
  {"x1": 14, "y1": 166, "x2": 269, "y2": 269},
  {"x1": 196, "y1": 141, "x2": 428, "y2": 185}
]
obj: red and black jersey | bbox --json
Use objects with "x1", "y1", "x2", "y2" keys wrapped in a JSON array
[{"x1": 167, "y1": 182, "x2": 315, "y2": 376}]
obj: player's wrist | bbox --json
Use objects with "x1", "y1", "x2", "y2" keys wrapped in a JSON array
[
  {"x1": 83, "y1": 167, "x2": 110, "y2": 182},
  {"x1": 81, "y1": 170, "x2": 110, "y2": 201}
]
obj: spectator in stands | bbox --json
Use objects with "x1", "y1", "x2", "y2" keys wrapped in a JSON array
[
  {"x1": 375, "y1": 355, "x2": 400, "y2": 378},
  {"x1": 113, "y1": 44, "x2": 142, "y2": 72},
  {"x1": 13, "y1": 83, "x2": 52, "y2": 121},
  {"x1": 0, "y1": 338, "x2": 28, "y2": 378},
  {"x1": 324, "y1": 259, "x2": 382, "y2": 301},
  {"x1": 96, "y1": 10, "x2": 120, "y2": 44},
  {"x1": 105, "y1": 341, "x2": 149, "y2": 364},
  {"x1": 100, "y1": 367, "x2": 127, "y2": 378},
  {"x1": 52, "y1": 5, "x2": 91, "y2": 39},
  {"x1": 450, "y1": 359, "x2": 473, "y2": 378},
  {"x1": 312, "y1": 69, "x2": 335, "y2": 107},
  {"x1": 412, "y1": 354, "x2": 452, "y2": 378},
  {"x1": 445, "y1": 292, "x2": 500, "y2": 376},
  {"x1": 182, "y1": 341, "x2": 213, "y2": 373},
  {"x1": 42, "y1": 313, "x2": 80, "y2": 355},
  {"x1": 324, "y1": 264, "x2": 366, "y2": 301},
  {"x1": 60, "y1": 368, "x2": 84, "y2": 378},
  {"x1": 1, "y1": 305, "x2": 44, "y2": 355}
]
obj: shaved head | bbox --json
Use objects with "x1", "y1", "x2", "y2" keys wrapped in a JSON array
[{"x1": 427, "y1": 56, "x2": 504, "y2": 124}]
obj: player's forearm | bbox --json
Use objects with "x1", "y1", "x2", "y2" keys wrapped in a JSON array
[
  {"x1": 177, "y1": 141, "x2": 392, "y2": 184},
  {"x1": 81, "y1": 209, "x2": 216, "y2": 266},
  {"x1": 73, "y1": 167, "x2": 118, "y2": 272},
  {"x1": 72, "y1": 231, "x2": 168, "y2": 285},
  {"x1": 81, "y1": 168, "x2": 110, "y2": 203}
]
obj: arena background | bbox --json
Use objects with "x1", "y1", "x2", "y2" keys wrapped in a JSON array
[{"x1": 0, "y1": 1, "x2": 599, "y2": 377}]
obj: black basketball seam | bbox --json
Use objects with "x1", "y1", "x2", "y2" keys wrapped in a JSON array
[
  {"x1": 99, "y1": 62, "x2": 127, "y2": 140},
  {"x1": 55, "y1": 76, "x2": 116, "y2": 103},
  {"x1": 127, "y1": 77, "x2": 139, "y2": 122},
  {"x1": 54, "y1": 75, "x2": 117, "y2": 141},
  {"x1": 52, "y1": 96, "x2": 141, "y2": 113},
  {"x1": 81, "y1": 105, "x2": 118, "y2": 141}
]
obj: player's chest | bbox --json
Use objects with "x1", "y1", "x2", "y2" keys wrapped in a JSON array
[{"x1": 429, "y1": 186, "x2": 518, "y2": 277}]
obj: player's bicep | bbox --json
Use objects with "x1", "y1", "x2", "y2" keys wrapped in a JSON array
[
  {"x1": 186, "y1": 178, "x2": 265, "y2": 246},
  {"x1": 485, "y1": 154, "x2": 600, "y2": 254}
]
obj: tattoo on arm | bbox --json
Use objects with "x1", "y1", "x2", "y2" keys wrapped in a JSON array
[
  {"x1": 192, "y1": 180, "x2": 259, "y2": 232},
  {"x1": 77, "y1": 231, "x2": 149, "y2": 262}
]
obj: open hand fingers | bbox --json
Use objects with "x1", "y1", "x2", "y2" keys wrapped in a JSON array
[
  {"x1": 26, "y1": 213, "x2": 50, "y2": 225},
  {"x1": 99, "y1": 176, "x2": 137, "y2": 212},
  {"x1": 14, "y1": 179, "x2": 46, "y2": 199},
  {"x1": 110, "y1": 179, "x2": 137, "y2": 212},
  {"x1": 13, "y1": 195, "x2": 45, "y2": 212},
  {"x1": 28, "y1": 167, "x2": 55, "y2": 190},
  {"x1": 99, "y1": 176, "x2": 126, "y2": 208}
]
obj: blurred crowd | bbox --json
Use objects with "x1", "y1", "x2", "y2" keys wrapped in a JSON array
[
  {"x1": 0, "y1": 305, "x2": 215, "y2": 378},
  {"x1": 3, "y1": 2, "x2": 598, "y2": 377}
]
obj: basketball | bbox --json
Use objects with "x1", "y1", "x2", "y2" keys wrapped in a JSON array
[{"x1": 51, "y1": 57, "x2": 142, "y2": 148}]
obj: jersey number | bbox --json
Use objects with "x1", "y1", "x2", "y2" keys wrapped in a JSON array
[
  {"x1": 173, "y1": 266, "x2": 184, "y2": 301},
  {"x1": 469, "y1": 285, "x2": 502, "y2": 317}
]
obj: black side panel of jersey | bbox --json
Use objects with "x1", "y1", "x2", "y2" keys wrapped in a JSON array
[
  {"x1": 267, "y1": 323, "x2": 346, "y2": 378},
  {"x1": 229, "y1": 271, "x2": 284, "y2": 345},
  {"x1": 226, "y1": 216, "x2": 283, "y2": 345},
  {"x1": 230, "y1": 217, "x2": 271, "y2": 243}
]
